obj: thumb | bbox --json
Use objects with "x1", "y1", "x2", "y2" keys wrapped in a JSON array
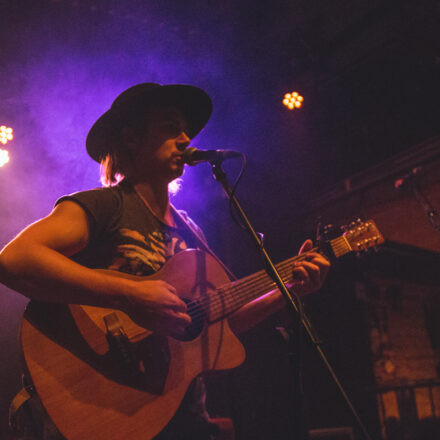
[{"x1": 299, "y1": 239, "x2": 313, "y2": 254}]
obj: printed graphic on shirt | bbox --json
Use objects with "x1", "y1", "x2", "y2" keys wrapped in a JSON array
[{"x1": 107, "y1": 228, "x2": 188, "y2": 276}]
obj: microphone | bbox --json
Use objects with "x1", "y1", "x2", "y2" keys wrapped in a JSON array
[{"x1": 183, "y1": 147, "x2": 242, "y2": 166}]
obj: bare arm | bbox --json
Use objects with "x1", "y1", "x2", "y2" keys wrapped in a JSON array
[
  {"x1": 0, "y1": 201, "x2": 191, "y2": 335},
  {"x1": 228, "y1": 240, "x2": 331, "y2": 334}
]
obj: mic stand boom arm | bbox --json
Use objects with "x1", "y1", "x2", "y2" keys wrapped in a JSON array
[{"x1": 210, "y1": 160, "x2": 373, "y2": 440}]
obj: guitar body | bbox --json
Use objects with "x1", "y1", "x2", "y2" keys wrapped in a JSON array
[{"x1": 21, "y1": 249, "x2": 246, "y2": 440}]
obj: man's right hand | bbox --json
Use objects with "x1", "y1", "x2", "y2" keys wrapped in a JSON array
[{"x1": 122, "y1": 279, "x2": 192, "y2": 337}]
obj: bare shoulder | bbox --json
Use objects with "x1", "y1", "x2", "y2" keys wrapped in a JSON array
[{"x1": 7, "y1": 200, "x2": 91, "y2": 257}]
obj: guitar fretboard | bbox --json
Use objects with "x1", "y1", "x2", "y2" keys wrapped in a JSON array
[{"x1": 205, "y1": 233, "x2": 358, "y2": 322}]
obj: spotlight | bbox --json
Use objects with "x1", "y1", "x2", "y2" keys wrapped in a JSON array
[
  {"x1": 282, "y1": 92, "x2": 303, "y2": 110},
  {"x1": 0, "y1": 126, "x2": 13, "y2": 145},
  {"x1": 0, "y1": 149, "x2": 10, "y2": 167}
]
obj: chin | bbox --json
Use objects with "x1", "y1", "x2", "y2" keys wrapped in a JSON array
[
  {"x1": 165, "y1": 168, "x2": 183, "y2": 182},
  {"x1": 173, "y1": 165, "x2": 185, "y2": 177}
]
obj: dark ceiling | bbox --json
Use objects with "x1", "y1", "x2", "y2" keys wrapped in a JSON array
[{"x1": 1, "y1": 0, "x2": 438, "y2": 180}]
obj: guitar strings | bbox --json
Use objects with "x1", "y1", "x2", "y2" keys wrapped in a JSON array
[
  {"x1": 185, "y1": 259, "x2": 294, "y2": 326},
  {"x1": 183, "y1": 250, "x2": 316, "y2": 324},
  {"x1": 186, "y1": 252, "x2": 308, "y2": 318},
  {"x1": 185, "y1": 255, "x2": 293, "y2": 317}
]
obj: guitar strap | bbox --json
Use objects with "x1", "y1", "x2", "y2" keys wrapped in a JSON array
[{"x1": 171, "y1": 204, "x2": 237, "y2": 281}]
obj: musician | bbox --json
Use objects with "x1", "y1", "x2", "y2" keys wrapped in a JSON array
[{"x1": 0, "y1": 83, "x2": 330, "y2": 439}]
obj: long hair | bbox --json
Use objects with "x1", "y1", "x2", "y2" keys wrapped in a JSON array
[
  {"x1": 100, "y1": 150, "x2": 124, "y2": 187},
  {"x1": 99, "y1": 115, "x2": 147, "y2": 187}
]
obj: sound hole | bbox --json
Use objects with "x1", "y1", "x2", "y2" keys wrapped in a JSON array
[{"x1": 175, "y1": 298, "x2": 205, "y2": 341}]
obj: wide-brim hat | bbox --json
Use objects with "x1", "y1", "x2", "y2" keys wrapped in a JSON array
[{"x1": 86, "y1": 83, "x2": 212, "y2": 162}]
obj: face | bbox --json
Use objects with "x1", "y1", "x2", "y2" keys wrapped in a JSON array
[{"x1": 131, "y1": 106, "x2": 191, "y2": 183}]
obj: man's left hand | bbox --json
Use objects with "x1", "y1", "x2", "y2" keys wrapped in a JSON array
[{"x1": 291, "y1": 239, "x2": 330, "y2": 296}]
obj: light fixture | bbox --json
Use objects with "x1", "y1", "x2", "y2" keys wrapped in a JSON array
[
  {"x1": 282, "y1": 92, "x2": 303, "y2": 110},
  {"x1": 0, "y1": 126, "x2": 13, "y2": 145},
  {"x1": 0, "y1": 149, "x2": 10, "y2": 167}
]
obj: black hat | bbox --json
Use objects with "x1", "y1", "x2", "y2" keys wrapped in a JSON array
[{"x1": 86, "y1": 83, "x2": 212, "y2": 162}]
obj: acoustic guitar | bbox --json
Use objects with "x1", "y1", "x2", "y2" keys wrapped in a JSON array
[{"x1": 21, "y1": 219, "x2": 383, "y2": 439}]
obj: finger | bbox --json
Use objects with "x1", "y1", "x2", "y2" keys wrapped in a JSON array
[
  {"x1": 299, "y1": 239, "x2": 313, "y2": 255},
  {"x1": 171, "y1": 300, "x2": 188, "y2": 313},
  {"x1": 299, "y1": 261, "x2": 321, "y2": 285},
  {"x1": 304, "y1": 252, "x2": 330, "y2": 264},
  {"x1": 152, "y1": 312, "x2": 191, "y2": 335},
  {"x1": 314, "y1": 257, "x2": 330, "y2": 280},
  {"x1": 174, "y1": 311, "x2": 192, "y2": 325},
  {"x1": 161, "y1": 281, "x2": 177, "y2": 295},
  {"x1": 306, "y1": 254, "x2": 331, "y2": 278},
  {"x1": 162, "y1": 291, "x2": 187, "y2": 312},
  {"x1": 292, "y1": 264, "x2": 310, "y2": 283},
  {"x1": 294, "y1": 263, "x2": 319, "y2": 285}
]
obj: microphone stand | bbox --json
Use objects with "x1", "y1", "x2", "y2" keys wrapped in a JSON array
[
  {"x1": 210, "y1": 159, "x2": 373, "y2": 440},
  {"x1": 395, "y1": 170, "x2": 440, "y2": 238}
]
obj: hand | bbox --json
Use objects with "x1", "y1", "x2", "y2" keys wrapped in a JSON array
[
  {"x1": 123, "y1": 280, "x2": 191, "y2": 336},
  {"x1": 291, "y1": 239, "x2": 330, "y2": 296}
]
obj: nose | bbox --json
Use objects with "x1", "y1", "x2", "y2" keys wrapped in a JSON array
[{"x1": 177, "y1": 131, "x2": 191, "y2": 151}]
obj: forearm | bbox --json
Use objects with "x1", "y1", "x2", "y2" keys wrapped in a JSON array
[
  {"x1": 228, "y1": 288, "x2": 286, "y2": 334},
  {"x1": 0, "y1": 241, "x2": 130, "y2": 309}
]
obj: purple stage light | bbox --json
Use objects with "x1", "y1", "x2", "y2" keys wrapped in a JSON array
[
  {"x1": 0, "y1": 126, "x2": 13, "y2": 145},
  {"x1": 0, "y1": 148, "x2": 10, "y2": 167}
]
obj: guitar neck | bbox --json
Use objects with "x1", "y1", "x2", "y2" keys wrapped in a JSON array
[
  {"x1": 207, "y1": 223, "x2": 384, "y2": 322},
  {"x1": 210, "y1": 243, "x2": 336, "y2": 322}
]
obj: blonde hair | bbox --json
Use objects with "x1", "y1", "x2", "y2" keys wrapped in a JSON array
[{"x1": 100, "y1": 151, "x2": 124, "y2": 187}]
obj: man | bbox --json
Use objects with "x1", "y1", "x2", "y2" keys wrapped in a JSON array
[{"x1": 0, "y1": 83, "x2": 330, "y2": 439}]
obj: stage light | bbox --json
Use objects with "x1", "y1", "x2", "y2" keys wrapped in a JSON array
[
  {"x1": 0, "y1": 149, "x2": 10, "y2": 167},
  {"x1": 169, "y1": 178, "x2": 182, "y2": 195},
  {"x1": 0, "y1": 126, "x2": 13, "y2": 145},
  {"x1": 282, "y1": 91, "x2": 304, "y2": 111}
]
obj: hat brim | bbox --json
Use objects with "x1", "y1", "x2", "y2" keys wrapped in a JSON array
[{"x1": 86, "y1": 84, "x2": 212, "y2": 162}]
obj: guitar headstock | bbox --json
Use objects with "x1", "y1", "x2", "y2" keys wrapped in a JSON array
[{"x1": 328, "y1": 219, "x2": 385, "y2": 259}]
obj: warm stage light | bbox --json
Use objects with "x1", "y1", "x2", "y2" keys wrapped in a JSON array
[
  {"x1": 282, "y1": 91, "x2": 304, "y2": 111},
  {"x1": 0, "y1": 149, "x2": 10, "y2": 167},
  {"x1": 0, "y1": 126, "x2": 13, "y2": 145}
]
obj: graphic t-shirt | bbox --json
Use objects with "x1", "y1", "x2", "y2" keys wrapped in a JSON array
[{"x1": 56, "y1": 180, "x2": 204, "y2": 276}]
